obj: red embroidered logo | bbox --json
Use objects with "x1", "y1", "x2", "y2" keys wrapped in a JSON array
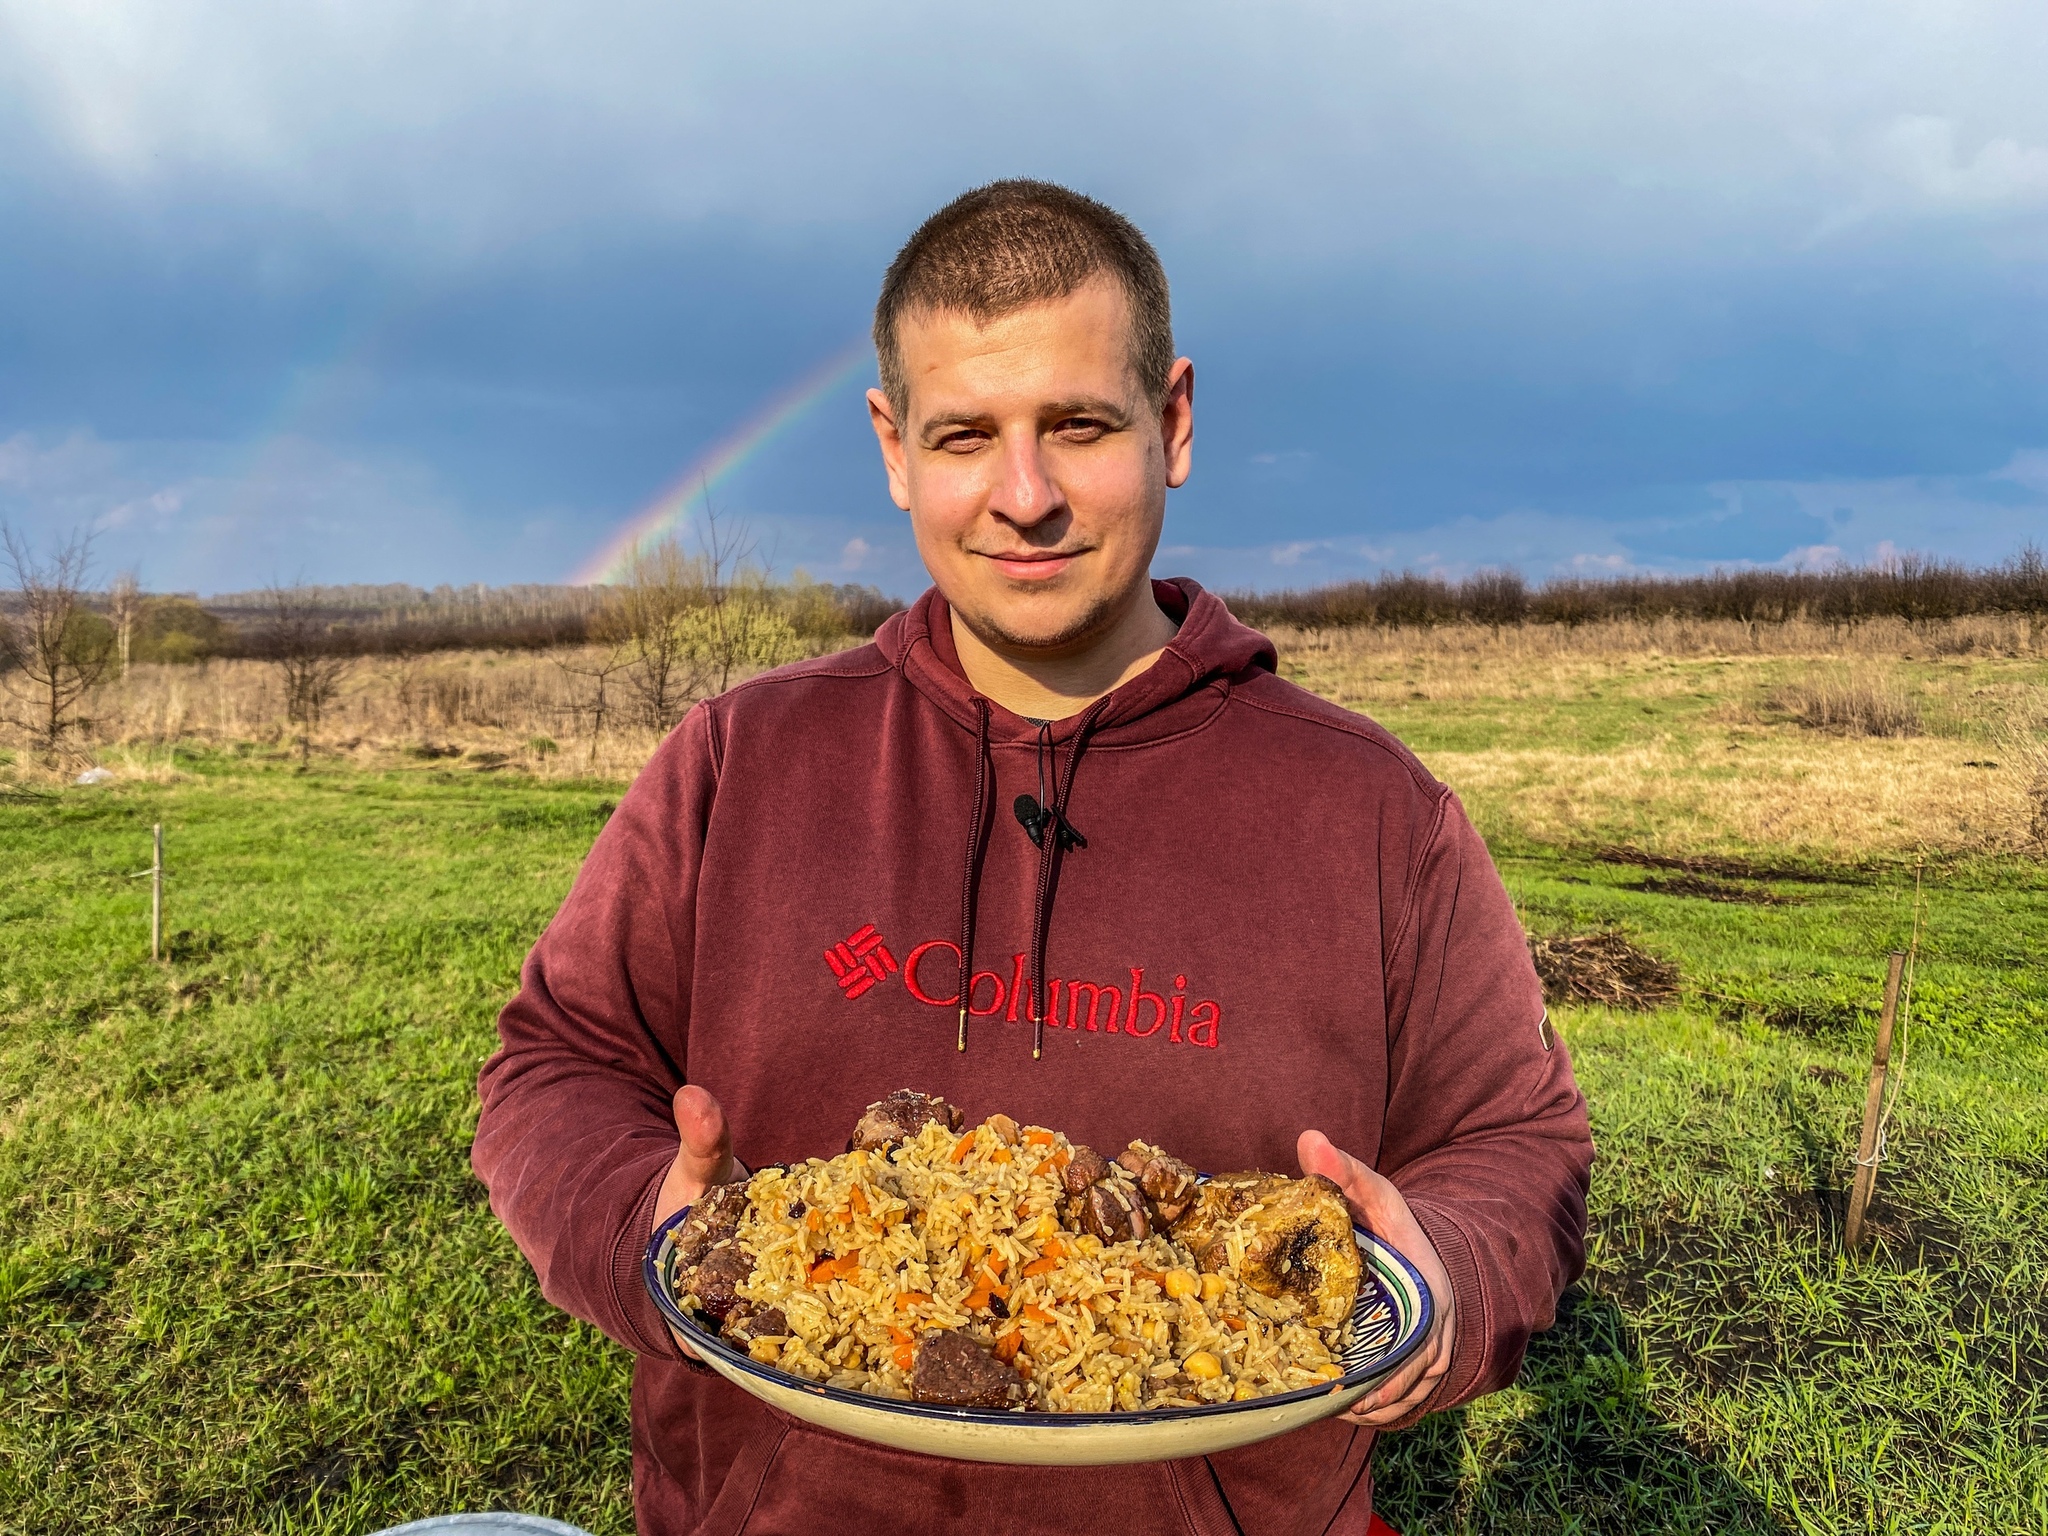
[{"x1": 824, "y1": 923, "x2": 898, "y2": 999}]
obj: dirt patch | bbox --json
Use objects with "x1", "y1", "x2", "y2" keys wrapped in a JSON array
[
  {"x1": 1529, "y1": 931, "x2": 1680, "y2": 1010},
  {"x1": 1596, "y1": 844, "x2": 1852, "y2": 885},
  {"x1": 1754, "y1": 999, "x2": 1866, "y2": 1038},
  {"x1": 1635, "y1": 874, "x2": 1789, "y2": 905},
  {"x1": 1802, "y1": 1065, "x2": 1850, "y2": 1086}
]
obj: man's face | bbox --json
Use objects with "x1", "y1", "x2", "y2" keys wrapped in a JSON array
[{"x1": 868, "y1": 277, "x2": 1193, "y2": 655}]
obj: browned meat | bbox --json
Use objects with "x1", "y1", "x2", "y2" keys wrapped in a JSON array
[
  {"x1": 1169, "y1": 1172, "x2": 1361, "y2": 1330},
  {"x1": 671, "y1": 1181, "x2": 754, "y2": 1322},
  {"x1": 1116, "y1": 1141, "x2": 1200, "y2": 1225},
  {"x1": 1074, "y1": 1177, "x2": 1149, "y2": 1243},
  {"x1": 1062, "y1": 1144, "x2": 1112, "y2": 1197},
  {"x1": 721, "y1": 1300, "x2": 789, "y2": 1345},
  {"x1": 851, "y1": 1089, "x2": 965, "y2": 1153},
  {"x1": 912, "y1": 1329, "x2": 1023, "y2": 1408}
]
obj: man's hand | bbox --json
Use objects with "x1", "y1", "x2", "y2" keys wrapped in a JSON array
[
  {"x1": 653, "y1": 1085, "x2": 744, "y2": 1357},
  {"x1": 1297, "y1": 1129, "x2": 1455, "y2": 1430}
]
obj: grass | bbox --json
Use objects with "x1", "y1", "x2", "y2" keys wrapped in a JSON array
[{"x1": 3, "y1": 644, "x2": 2046, "y2": 1534}]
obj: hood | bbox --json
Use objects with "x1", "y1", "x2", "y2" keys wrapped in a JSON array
[{"x1": 874, "y1": 577, "x2": 1278, "y2": 746}]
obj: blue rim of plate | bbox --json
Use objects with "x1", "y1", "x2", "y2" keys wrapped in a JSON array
[{"x1": 641, "y1": 1184, "x2": 1433, "y2": 1427}]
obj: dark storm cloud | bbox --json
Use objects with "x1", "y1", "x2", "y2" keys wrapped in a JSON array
[{"x1": 1, "y1": 0, "x2": 2044, "y2": 593}]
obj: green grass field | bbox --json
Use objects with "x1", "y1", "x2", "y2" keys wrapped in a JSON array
[{"x1": 3, "y1": 661, "x2": 2045, "y2": 1533}]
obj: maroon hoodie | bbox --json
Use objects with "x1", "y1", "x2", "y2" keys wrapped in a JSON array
[{"x1": 474, "y1": 580, "x2": 1591, "y2": 1536}]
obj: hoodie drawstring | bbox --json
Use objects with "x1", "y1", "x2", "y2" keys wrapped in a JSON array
[
  {"x1": 956, "y1": 698, "x2": 993, "y2": 1052},
  {"x1": 954, "y1": 694, "x2": 1111, "y2": 1058},
  {"x1": 1025, "y1": 695, "x2": 1112, "y2": 1059}
]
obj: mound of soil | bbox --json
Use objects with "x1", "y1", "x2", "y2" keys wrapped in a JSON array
[{"x1": 1529, "y1": 931, "x2": 1680, "y2": 1010}]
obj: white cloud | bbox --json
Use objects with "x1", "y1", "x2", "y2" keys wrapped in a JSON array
[{"x1": 1879, "y1": 115, "x2": 2048, "y2": 208}]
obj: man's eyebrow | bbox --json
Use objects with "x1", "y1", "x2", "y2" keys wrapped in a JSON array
[{"x1": 917, "y1": 398, "x2": 1132, "y2": 439}]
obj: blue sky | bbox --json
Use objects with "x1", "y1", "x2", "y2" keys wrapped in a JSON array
[{"x1": 1, "y1": 1, "x2": 2044, "y2": 599}]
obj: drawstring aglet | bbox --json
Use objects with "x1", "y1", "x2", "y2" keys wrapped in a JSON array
[
  {"x1": 957, "y1": 1007, "x2": 968, "y2": 1052},
  {"x1": 1032, "y1": 1015, "x2": 1043, "y2": 1059}
]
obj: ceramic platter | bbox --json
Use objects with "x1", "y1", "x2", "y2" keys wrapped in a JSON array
[{"x1": 642, "y1": 1190, "x2": 1433, "y2": 1466}]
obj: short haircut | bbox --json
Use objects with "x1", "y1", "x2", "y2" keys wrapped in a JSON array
[{"x1": 873, "y1": 179, "x2": 1174, "y2": 420}]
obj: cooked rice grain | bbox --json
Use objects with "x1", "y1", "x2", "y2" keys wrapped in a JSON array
[{"x1": 687, "y1": 1118, "x2": 1349, "y2": 1412}]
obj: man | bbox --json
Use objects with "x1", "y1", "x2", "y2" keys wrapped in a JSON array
[{"x1": 475, "y1": 179, "x2": 1591, "y2": 1536}]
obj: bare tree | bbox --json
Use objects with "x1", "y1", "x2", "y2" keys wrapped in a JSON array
[
  {"x1": 683, "y1": 501, "x2": 802, "y2": 693},
  {"x1": 108, "y1": 570, "x2": 143, "y2": 678},
  {"x1": 262, "y1": 582, "x2": 351, "y2": 767},
  {"x1": 553, "y1": 635, "x2": 635, "y2": 770},
  {"x1": 612, "y1": 536, "x2": 711, "y2": 733},
  {"x1": 0, "y1": 525, "x2": 115, "y2": 762}
]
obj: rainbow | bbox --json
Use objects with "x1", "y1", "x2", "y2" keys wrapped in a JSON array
[{"x1": 568, "y1": 340, "x2": 873, "y2": 585}]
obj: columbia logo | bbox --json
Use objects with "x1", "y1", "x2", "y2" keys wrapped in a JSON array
[{"x1": 824, "y1": 923, "x2": 898, "y2": 1000}]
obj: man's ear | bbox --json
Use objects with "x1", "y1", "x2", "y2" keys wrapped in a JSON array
[
  {"x1": 867, "y1": 388, "x2": 913, "y2": 511},
  {"x1": 1161, "y1": 358, "x2": 1195, "y2": 490}
]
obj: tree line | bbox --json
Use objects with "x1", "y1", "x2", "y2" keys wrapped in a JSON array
[{"x1": 1222, "y1": 549, "x2": 2048, "y2": 631}]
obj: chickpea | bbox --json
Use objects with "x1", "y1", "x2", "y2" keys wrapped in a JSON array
[
  {"x1": 1073, "y1": 1233, "x2": 1104, "y2": 1257},
  {"x1": 1232, "y1": 1380, "x2": 1259, "y2": 1401},
  {"x1": 1164, "y1": 1268, "x2": 1201, "y2": 1299},
  {"x1": 1181, "y1": 1350, "x2": 1223, "y2": 1379},
  {"x1": 1315, "y1": 1362, "x2": 1345, "y2": 1381},
  {"x1": 1199, "y1": 1273, "x2": 1227, "y2": 1303}
]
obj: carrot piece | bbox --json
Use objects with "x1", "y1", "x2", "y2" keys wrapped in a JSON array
[
  {"x1": 963, "y1": 1288, "x2": 991, "y2": 1310},
  {"x1": 991, "y1": 1147, "x2": 1013, "y2": 1164},
  {"x1": 1019, "y1": 1303, "x2": 1054, "y2": 1326},
  {"x1": 994, "y1": 1330, "x2": 1023, "y2": 1361},
  {"x1": 1021, "y1": 1256, "x2": 1058, "y2": 1277},
  {"x1": 1223, "y1": 1315, "x2": 1248, "y2": 1332},
  {"x1": 888, "y1": 1326, "x2": 913, "y2": 1345},
  {"x1": 893, "y1": 1344, "x2": 914, "y2": 1371},
  {"x1": 805, "y1": 1209, "x2": 822, "y2": 1232},
  {"x1": 1053, "y1": 1148, "x2": 1071, "y2": 1169},
  {"x1": 985, "y1": 1252, "x2": 1008, "y2": 1277},
  {"x1": 809, "y1": 1257, "x2": 839, "y2": 1286},
  {"x1": 1024, "y1": 1129, "x2": 1055, "y2": 1146},
  {"x1": 1041, "y1": 1238, "x2": 1064, "y2": 1260},
  {"x1": 950, "y1": 1131, "x2": 977, "y2": 1163},
  {"x1": 895, "y1": 1291, "x2": 932, "y2": 1310},
  {"x1": 849, "y1": 1186, "x2": 869, "y2": 1216},
  {"x1": 1031, "y1": 1157, "x2": 1056, "y2": 1178}
]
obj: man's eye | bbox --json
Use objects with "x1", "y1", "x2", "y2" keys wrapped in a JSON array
[
  {"x1": 937, "y1": 432, "x2": 987, "y2": 453},
  {"x1": 1055, "y1": 419, "x2": 1108, "y2": 439}
]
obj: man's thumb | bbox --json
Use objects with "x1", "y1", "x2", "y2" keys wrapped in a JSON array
[{"x1": 672, "y1": 1084, "x2": 733, "y2": 1180}]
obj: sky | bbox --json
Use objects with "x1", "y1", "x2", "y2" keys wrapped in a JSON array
[{"x1": 1, "y1": 0, "x2": 2045, "y2": 599}]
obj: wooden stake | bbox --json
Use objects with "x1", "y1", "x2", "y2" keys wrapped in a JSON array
[
  {"x1": 151, "y1": 823, "x2": 163, "y2": 963},
  {"x1": 1844, "y1": 950, "x2": 1906, "y2": 1252}
]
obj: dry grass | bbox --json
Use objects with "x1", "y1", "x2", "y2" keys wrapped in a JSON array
[
  {"x1": 4, "y1": 643, "x2": 843, "y2": 783},
  {"x1": 1765, "y1": 669, "x2": 1921, "y2": 737},
  {"x1": 1527, "y1": 932, "x2": 1680, "y2": 1010},
  {"x1": 5, "y1": 614, "x2": 2045, "y2": 857},
  {"x1": 1434, "y1": 736, "x2": 2035, "y2": 856}
]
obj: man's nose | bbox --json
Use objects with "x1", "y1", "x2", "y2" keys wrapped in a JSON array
[{"x1": 987, "y1": 434, "x2": 1064, "y2": 529}]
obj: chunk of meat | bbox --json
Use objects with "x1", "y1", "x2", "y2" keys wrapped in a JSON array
[
  {"x1": 1074, "y1": 1177, "x2": 1149, "y2": 1244},
  {"x1": 1116, "y1": 1141, "x2": 1200, "y2": 1225},
  {"x1": 851, "y1": 1089, "x2": 965, "y2": 1153},
  {"x1": 670, "y1": 1180, "x2": 755, "y2": 1323},
  {"x1": 912, "y1": 1329, "x2": 1023, "y2": 1408},
  {"x1": 1169, "y1": 1172, "x2": 1361, "y2": 1330},
  {"x1": 721, "y1": 1300, "x2": 789, "y2": 1345},
  {"x1": 1061, "y1": 1144, "x2": 1112, "y2": 1197}
]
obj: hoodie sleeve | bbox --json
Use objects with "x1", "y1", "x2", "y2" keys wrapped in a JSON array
[
  {"x1": 1377, "y1": 789, "x2": 1592, "y2": 1412},
  {"x1": 470, "y1": 706, "x2": 717, "y2": 1361}
]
